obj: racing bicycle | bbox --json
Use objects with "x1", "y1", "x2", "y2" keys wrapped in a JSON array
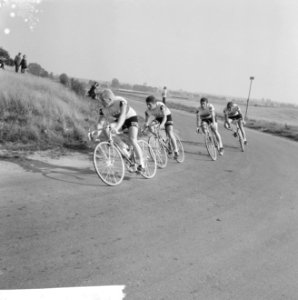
[
  {"x1": 145, "y1": 122, "x2": 185, "y2": 168},
  {"x1": 89, "y1": 125, "x2": 157, "y2": 186},
  {"x1": 199, "y1": 122, "x2": 220, "y2": 161}
]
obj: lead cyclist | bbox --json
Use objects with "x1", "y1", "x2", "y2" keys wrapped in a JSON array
[{"x1": 96, "y1": 89, "x2": 145, "y2": 173}]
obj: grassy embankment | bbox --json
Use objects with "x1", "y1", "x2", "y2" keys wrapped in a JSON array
[
  {"x1": 118, "y1": 91, "x2": 298, "y2": 142},
  {"x1": 1, "y1": 71, "x2": 298, "y2": 154},
  {"x1": 0, "y1": 71, "x2": 98, "y2": 151}
]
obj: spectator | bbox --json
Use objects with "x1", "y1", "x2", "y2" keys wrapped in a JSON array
[
  {"x1": 87, "y1": 82, "x2": 99, "y2": 99},
  {"x1": 20, "y1": 55, "x2": 28, "y2": 73},
  {"x1": 0, "y1": 58, "x2": 5, "y2": 70},
  {"x1": 14, "y1": 52, "x2": 22, "y2": 73},
  {"x1": 162, "y1": 86, "x2": 167, "y2": 104}
]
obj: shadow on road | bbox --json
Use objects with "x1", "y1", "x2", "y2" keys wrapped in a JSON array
[{"x1": 0, "y1": 156, "x2": 145, "y2": 187}]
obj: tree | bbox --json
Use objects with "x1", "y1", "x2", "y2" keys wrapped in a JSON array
[
  {"x1": 111, "y1": 78, "x2": 120, "y2": 89},
  {"x1": 70, "y1": 78, "x2": 86, "y2": 96},
  {"x1": 0, "y1": 47, "x2": 13, "y2": 66},
  {"x1": 59, "y1": 73, "x2": 70, "y2": 87},
  {"x1": 28, "y1": 63, "x2": 49, "y2": 77},
  {"x1": 0, "y1": 47, "x2": 10, "y2": 61}
]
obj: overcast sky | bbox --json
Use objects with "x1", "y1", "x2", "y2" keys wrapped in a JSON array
[{"x1": 1, "y1": 0, "x2": 298, "y2": 104}]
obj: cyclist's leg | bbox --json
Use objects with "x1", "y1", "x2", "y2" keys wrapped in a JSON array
[
  {"x1": 237, "y1": 118, "x2": 247, "y2": 142},
  {"x1": 210, "y1": 122, "x2": 223, "y2": 149},
  {"x1": 128, "y1": 123, "x2": 145, "y2": 169},
  {"x1": 166, "y1": 125, "x2": 178, "y2": 153},
  {"x1": 200, "y1": 121, "x2": 207, "y2": 134}
]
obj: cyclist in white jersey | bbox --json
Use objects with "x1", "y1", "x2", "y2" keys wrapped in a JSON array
[
  {"x1": 144, "y1": 95, "x2": 179, "y2": 159},
  {"x1": 97, "y1": 89, "x2": 145, "y2": 172},
  {"x1": 223, "y1": 101, "x2": 247, "y2": 144},
  {"x1": 196, "y1": 97, "x2": 224, "y2": 155}
]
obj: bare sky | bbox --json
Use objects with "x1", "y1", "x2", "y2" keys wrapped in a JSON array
[{"x1": 1, "y1": 0, "x2": 298, "y2": 104}]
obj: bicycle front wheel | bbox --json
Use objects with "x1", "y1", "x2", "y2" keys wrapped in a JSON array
[
  {"x1": 93, "y1": 142, "x2": 125, "y2": 186},
  {"x1": 238, "y1": 129, "x2": 245, "y2": 152},
  {"x1": 138, "y1": 140, "x2": 157, "y2": 179},
  {"x1": 148, "y1": 135, "x2": 168, "y2": 168},
  {"x1": 174, "y1": 133, "x2": 185, "y2": 163},
  {"x1": 205, "y1": 132, "x2": 217, "y2": 161}
]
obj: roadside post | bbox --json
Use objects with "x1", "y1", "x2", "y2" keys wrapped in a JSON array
[{"x1": 244, "y1": 76, "x2": 254, "y2": 121}]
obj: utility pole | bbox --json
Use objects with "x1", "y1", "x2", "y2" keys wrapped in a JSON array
[{"x1": 244, "y1": 76, "x2": 254, "y2": 120}]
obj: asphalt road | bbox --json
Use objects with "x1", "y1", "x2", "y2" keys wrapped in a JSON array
[{"x1": 1, "y1": 99, "x2": 298, "y2": 299}]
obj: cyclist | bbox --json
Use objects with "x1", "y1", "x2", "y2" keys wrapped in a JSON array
[
  {"x1": 223, "y1": 101, "x2": 247, "y2": 145},
  {"x1": 196, "y1": 97, "x2": 224, "y2": 155},
  {"x1": 144, "y1": 95, "x2": 179, "y2": 159},
  {"x1": 97, "y1": 89, "x2": 145, "y2": 173}
]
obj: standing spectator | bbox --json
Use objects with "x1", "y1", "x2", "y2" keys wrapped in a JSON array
[
  {"x1": 14, "y1": 52, "x2": 22, "y2": 73},
  {"x1": 0, "y1": 58, "x2": 5, "y2": 70},
  {"x1": 20, "y1": 55, "x2": 28, "y2": 73},
  {"x1": 87, "y1": 82, "x2": 99, "y2": 99},
  {"x1": 162, "y1": 86, "x2": 167, "y2": 104}
]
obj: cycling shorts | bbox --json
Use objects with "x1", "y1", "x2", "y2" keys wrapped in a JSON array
[
  {"x1": 228, "y1": 114, "x2": 243, "y2": 121},
  {"x1": 201, "y1": 115, "x2": 217, "y2": 125},
  {"x1": 121, "y1": 115, "x2": 138, "y2": 130},
  {"x1": 155, "y1": 114, "x2": 173, "y2": 127}
]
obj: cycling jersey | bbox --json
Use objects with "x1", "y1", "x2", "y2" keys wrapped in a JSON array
[
  {"x1": 196, "y1": 103, "x2": 216, "y2": 120},
  {"x1": 223, "y1": 103, "x2": 242, "y2": 119},
  {"x1": 145, "y1": 101, "x2": 171, "y2": 119},
  {"x1": 99, "y1": 96, "x2": 137, "y2": 120}
]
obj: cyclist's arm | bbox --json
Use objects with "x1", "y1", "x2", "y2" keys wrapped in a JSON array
[
  {"x1": 144, "y1": 111, "x2": 152, "y2": 127},
  {"x1": 223, "y1": 110, "x2": 229, "y2": 123},
  {"x1": 211, "y1": 110, "x2": 216, "y2": 125},
  {"x1": 196, "y1": 110, "x2": 201, "y2": 127}
]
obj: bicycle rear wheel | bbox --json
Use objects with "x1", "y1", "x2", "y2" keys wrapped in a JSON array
[
  {"x1": 205, "y1": 132, "x2": 217, "y2": 161},
  {"x1": 174, "y1": 133, "x2": 185, "y2": 163},
  {"x1": 93, "y1": 141, "x2": 125, "y2": 186},
  {"x1": 138, "y1": 140, "x2": 157, "y2": 179},
  {"x1": 148, "y1": 135, "x2": 168, "y2": 168}
]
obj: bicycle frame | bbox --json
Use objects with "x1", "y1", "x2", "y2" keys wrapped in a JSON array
[
  {"x1": 90, "y1": 126, "x2": 137, "y2": 170},
  {"x1": 148, "y1": 123, "x2": 172, "y2": 154}
]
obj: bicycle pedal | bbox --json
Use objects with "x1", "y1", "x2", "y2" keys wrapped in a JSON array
[
  {"x1": 136, "y1": 165, "x2": 145, "y2": 174},
  {"x1": 127, "y1": 163, "x2": 137, "y2": 173}
]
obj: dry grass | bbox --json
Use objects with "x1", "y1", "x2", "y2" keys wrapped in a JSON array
[{"x1": 0, "y1": 71, "x2": 97, "y2": 150}]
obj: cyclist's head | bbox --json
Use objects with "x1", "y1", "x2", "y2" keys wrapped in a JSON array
[
  {"x1": 146, "y1": 95, "x2": 157, "y2": 109},
  {"x1": 200, "y1": 97, "x2": 208, "y2": 107},
  {"x1": 100, "y1": 89, "x2": 114, "y2": 107},
  {"x1": 227, "y1": 101, "x2": 234, "y2": 109}
]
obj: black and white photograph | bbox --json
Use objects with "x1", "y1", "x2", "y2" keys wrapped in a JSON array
[{"x1": 1, "y1": 0, "x2": 298, "y2": 299}]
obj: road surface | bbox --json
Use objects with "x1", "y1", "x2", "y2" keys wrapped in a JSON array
[{"x1": 1, "y1": 99, "x2": 298, "y2": 299}]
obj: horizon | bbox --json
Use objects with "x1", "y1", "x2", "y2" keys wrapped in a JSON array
[{"x1": 1, "y1": 0, "x2": 298, "y2": 105}]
